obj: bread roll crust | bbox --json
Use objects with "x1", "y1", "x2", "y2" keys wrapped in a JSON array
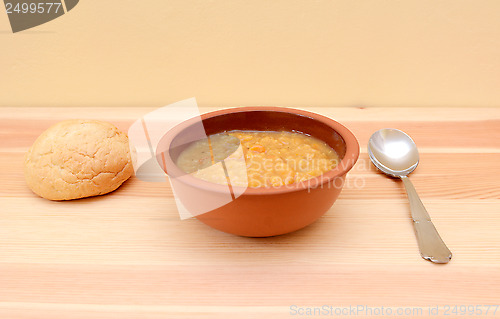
[{"x1": 24, "y1": 119, "x2": 133, "y2": 200}]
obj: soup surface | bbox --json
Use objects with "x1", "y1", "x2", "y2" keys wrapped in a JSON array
[{"x1": 176, "y1": 130, "x2": 340, "y2": 187}]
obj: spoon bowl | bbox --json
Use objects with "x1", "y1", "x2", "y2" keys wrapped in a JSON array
[{"x1": 368, "y1": 128, "x2": 419, "y2": 177}]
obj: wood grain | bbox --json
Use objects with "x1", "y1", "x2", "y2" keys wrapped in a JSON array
[{"x1": 1, "y1": 107, "x2": 499, "y2": 319}]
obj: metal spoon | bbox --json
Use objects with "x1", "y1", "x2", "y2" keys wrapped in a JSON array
[{"x1": 368, "y1": 128, "x2": 452, "y2": 264}]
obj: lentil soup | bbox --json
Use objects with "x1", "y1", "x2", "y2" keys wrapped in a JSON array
[{"x1": 176, "y1": 130, "x2": 340, "y2": 187}]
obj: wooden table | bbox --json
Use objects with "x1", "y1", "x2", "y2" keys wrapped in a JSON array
[{"x1": 1, "y1": 106, "x2": 499, "y2": 319}]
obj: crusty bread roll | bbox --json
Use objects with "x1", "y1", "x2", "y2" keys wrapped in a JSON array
[{"x1": 24, "y1": 119, "x2": 133, "y2": 200}]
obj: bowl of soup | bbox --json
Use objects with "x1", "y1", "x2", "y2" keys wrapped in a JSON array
[{"x1": 156, "y1": 107, "x2": 359, "y2": 237}]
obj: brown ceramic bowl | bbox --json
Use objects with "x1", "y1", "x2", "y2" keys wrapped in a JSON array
[{"x1": 156, "y1": 107, "x2": 359, "y2": 237}]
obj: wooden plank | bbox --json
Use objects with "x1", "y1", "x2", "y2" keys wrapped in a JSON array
[
  {"x1": 0, "y1": 305, "x2": 294, "y2": 319},
  {"x1": 2, "y1": 153, "x2": 499, "y2": 199},
  {"x1": 1, "y1": 118, "x2": 499, "y2": 150},
  {"x1": 1, "y1": 197, "x2": 499, "y2": 266},
  {"x1": 1, "y1": 263, "x2": 499, "y2": 307},
  {"x1": 1, "y1": 106, "x2": 500, "y2": 122}
]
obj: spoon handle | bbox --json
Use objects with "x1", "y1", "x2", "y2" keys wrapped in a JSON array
[{"x1": 400, "y1": 176, "x2": 452, "y2": 264}]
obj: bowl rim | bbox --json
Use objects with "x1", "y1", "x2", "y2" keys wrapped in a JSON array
[{"x1": 157, "y1": 106, "x2": 360, "y2": 195}]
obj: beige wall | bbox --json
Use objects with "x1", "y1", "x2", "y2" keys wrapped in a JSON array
[{"x1": 1, "y1": 0, "x2": 500, "y2": 108}]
